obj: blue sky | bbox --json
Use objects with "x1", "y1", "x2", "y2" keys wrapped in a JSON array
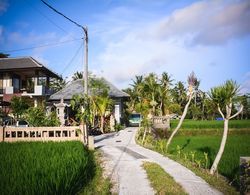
[{"x1": 0, "y1": 0, "x2": 250, "y2": 93}]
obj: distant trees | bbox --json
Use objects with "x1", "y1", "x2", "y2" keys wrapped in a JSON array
[{"x1": 0, "y1": 53, "x2": 10, "y2": 58}]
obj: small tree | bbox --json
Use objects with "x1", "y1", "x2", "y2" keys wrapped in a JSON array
[
  {"x1": 166, "y1": 72, "x2": 198, "y2": 152},
  {"x1": 10, "y1": 96, "x2": 31, "y2": 119},
  {"x1": 209, "y1": 80, "x2": 243, "y2": 175}
]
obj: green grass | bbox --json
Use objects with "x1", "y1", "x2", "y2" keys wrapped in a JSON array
[
  {"x1": 143, "y1": 161, "x2": 187, "y2": 195},
  {"x1": 79, "y1": 151, "x2": 112, "y2": 195},
  {"x1": 170, "y1": 119, "x2": 250, "y2": 130},
  {"x1": 139, "y1": 133, "x2": 250, "y2": 193},
  {"x1": 0, "y1": 141, "x2": 95, "y2": 195},
  {"x1": 167, "y1": 135, "x2": 250, "y2": 186}
]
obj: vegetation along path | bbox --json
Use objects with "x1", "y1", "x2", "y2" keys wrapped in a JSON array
[{"x1": 94, "y1": 127, "x2": 222, "y2": 195}]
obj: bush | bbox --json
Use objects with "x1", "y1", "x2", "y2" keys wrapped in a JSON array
[{"x1": 25, "y1": 107, "x2": 60, "y2": 127}]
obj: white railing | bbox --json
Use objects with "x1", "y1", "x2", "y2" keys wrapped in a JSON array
[{"x1": 0, "y1": 126, "x2": 83, "y2": 142}]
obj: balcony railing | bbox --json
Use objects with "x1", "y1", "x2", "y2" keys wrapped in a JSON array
[{"x1": 0, "y1": 85, "x2": 53, "y2": 96}]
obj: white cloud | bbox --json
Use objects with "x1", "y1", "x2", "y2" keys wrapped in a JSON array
[
  {"x1": 90, "y1": 0, "x2": 250, "y2": 90},
  {"x1": 0, "y1": 0, "x2": 8, "y2": 15},
  {"x1": 152, "y1": 0, "x2": 250, "y2": 45}
]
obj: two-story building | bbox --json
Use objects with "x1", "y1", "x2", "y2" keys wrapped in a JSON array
[{"x1": 0, "y1": 57, "x2": 61, "y2": 107}]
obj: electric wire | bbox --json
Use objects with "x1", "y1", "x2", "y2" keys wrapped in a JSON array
[
  {"x1": 1, "y1": 38, "x2": 83, "y2": 53},
  {"x1": 60, "y1": 43, "x2": 83, "y2": 75},
  {"x1": 24, "y1": 0, "x2": 75, "y2": 39},
  {"x1": 40, "y1": 0, "x2": 86, "y2": 33}
]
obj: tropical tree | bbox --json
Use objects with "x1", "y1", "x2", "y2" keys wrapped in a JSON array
[
  {"x1": 143, "y1": 73, "x2": 160, "y2": 115},
  {"x1": 72, "y1": 71, "x2": 83, "y2": 80},
  {"x1": 166, "y1": 72, "x2": 198, "y2": 152},
  {"x1": 209, "y1": 80, "x2": 243, "y2": 175},
  {"x1": 50, "y1": 77, "x2": 67, "y2": 92},
  {"x1": 171, "y1": 81, "x2": 187, "y2": 109},
  {"x1": 158, "y1": 72, "x2": 173, "y2": 115},
  {"x1": 96, "y1": 94, "x2": 113, "y2": 133},
  {"x1": 10, "y1": 96, "x2": 31, "y2": 119}
]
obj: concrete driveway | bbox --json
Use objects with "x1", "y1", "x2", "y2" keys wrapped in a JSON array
[{"x1": 94, "y1": 127, "x2": 222, "y2": 195}]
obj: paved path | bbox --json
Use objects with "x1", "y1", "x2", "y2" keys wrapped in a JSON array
[{"x1": 94, "y1": 127, "x2": 222, "y2": 195}]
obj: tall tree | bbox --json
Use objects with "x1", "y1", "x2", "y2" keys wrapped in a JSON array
[
  {"x1": 166, "y1": 72, "x2": 198, "y2": 152},
  {"x1": 209, "y1": 80, "x2": 243, "y2": 175},
  {"x1": 158, "y1": 72, "x2": 173, "y2": 115},
  {"x1": 143, "y1": 73, "x2": 159, "y2": 115}
]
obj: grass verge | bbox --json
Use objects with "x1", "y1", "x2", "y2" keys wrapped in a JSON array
[
  {"x1": 143, "y1": 161, "x2": 187, "y2": 195},
  {"x1": 79, "y1": 151, "x2": 112, "y2": 195}
]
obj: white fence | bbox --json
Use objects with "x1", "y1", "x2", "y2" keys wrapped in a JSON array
[
  {"x1": 0, "y1": 126, "x2": 84, "y2": 142},
  {"x1": 152, "y1": 116, "x2": 170, "y2": 129}
]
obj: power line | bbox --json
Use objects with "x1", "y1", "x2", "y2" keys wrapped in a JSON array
[
  {"x1": 61, "y1": 43, "x2": 83, "y2": 75},
  {"x1": 1, "y1": 38, "x2": 83, "y2": 53},
  {"x1": 24, "y1": 0, "x2": 75, "y2": 39},
  {"x1": 40, "y1": 0, "x2": 86, "y2": 33}
]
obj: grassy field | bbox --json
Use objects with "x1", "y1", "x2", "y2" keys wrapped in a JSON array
[
  {"x1": 166, "y1": 135, "x2": 250, "y2": 187},
  {"x1": 0, "y1": 141, "x2": 95, "y2": 195},
  {"x1": 137, "y1": 119, "x2": 250, "y2": 192},
  {"x1": 170, "y1": 119, "x2": 250, "y2": 130}
]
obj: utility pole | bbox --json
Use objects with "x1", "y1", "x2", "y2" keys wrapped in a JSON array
[
  {"x1": 83, "y1": 26, "x2": 88, "y2": 145},
  {"x1": 40, "y1": 0, "x2": 89, "y2": 145},
  {"x1": 83, "y1": 27, "x2": 88, "y2": 95}
]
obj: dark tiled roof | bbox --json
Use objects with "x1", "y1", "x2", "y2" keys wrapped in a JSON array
[
  {"x1": 0, "y1": 57, "x2": 61, "y2": 79},
  {"x1": 49, "y1": 78, "x2": 129, "y2": 100}
]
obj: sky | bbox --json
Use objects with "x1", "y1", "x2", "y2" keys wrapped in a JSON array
[{"x1": 0, "y1": 0, "x2": 250, "y2": 93}]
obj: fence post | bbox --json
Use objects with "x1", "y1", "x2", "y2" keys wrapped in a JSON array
[{"x1": 0, "y1": 126, "x2": 3, "y2": 142}]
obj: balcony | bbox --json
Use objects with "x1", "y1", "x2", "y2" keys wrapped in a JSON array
[{"x1": 0, "y1": 85, "x2": 53, "y2": 96}]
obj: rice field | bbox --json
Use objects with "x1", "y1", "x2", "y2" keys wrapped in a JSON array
[
  {"x1": 170, "y1": 119, "x2": 250, "y2": 130},
  {"x1": 154, "y1": 134, "x2": 250, "y2": 188},
  {"x1": 0, "y1": 141, "x2": 95, "y2": 195}
]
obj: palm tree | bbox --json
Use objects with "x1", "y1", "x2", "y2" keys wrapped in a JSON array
[
  {"x1": 72, "y1": 71, "x2": 83, "y2": 80},
  {"x1": 159, "y1": 72, "x2": 173, "y2": 115},
  {"x1": 50, "y1": 77, "x2": 67, "y2": 92},
  {"x1": 96, "y1": 95, "x2": 113, "y2": 133},
  {"x1": 172, "y1": 81, "x2": 187, "y2": 108},
  {"x1": 209, "y1": 80, "x2": 243, "y2": 175},
  {"x1": 166, "y1": 72, "x2": 198, "y2": 152},
  {"x1": 143, "y1": 73, "x2": 159, "y2": 115}
]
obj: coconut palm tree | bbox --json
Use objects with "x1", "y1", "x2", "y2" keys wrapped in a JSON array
[
  {"x1": 209, "y1": 80, "x2": 243, "y2": 175},
  {"x1": 159, "y1": 72, "x2": 173, "y2": 115},
  {"x1": 143, "y1": 73, "x2": 160, "y2": 115},
  {"x1": 96, "y1": 95, "x2": 113, "y2": 133},
  {"x1": 166, "y1": 72, "x2": 198, "y2": 152}
]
